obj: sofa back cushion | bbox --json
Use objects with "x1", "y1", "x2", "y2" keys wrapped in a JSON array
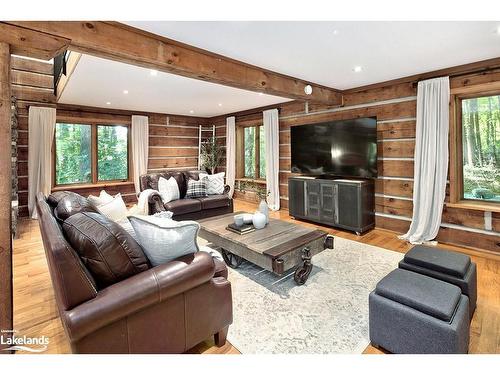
[
  {"x1": 54, "y1": 191, "x2": 97, "y2": 222},
  {"x1": 36, "y1": 193, "x2": 98, "y2": 310},
  {"x1": 63, "y1": 212, "x2": 150, "y2": 289}
]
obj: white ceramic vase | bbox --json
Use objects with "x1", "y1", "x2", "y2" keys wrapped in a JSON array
[
  {"x1": 259, "y1": 199, "x2": 269, "y2": 224},
  {"x1": 252, "y1": 211, "x2": 267, "y2": 229}
]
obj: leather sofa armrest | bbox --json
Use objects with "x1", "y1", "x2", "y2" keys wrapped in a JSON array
[
  {"x1": 62, "y1": 252, "x2": 216, "y2": 342},
  {"x1": 148, "y1": 192, "x2": 165, "y2": 214},
  {"x1": 223, "y1": 185, "x2": 231, "y2": 195}
]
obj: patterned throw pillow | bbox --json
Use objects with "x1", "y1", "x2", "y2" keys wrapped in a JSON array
[
  {"x1": 185, "y1": 178, "x2": 208, "y2": 198},
  {"x1": 199, "y1": 172, "x2": 225, "y2": 195}
]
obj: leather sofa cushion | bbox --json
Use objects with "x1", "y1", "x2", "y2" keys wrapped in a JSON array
[
  {"x1": 47, "y1": 191, "x2": 73, "y2": 207},
  {"x1": 164, "y1": 199, "x2": 202, "y2": 216},
  {"x1": 63, "y1": 212, "x2": 150, "y2": 289},
  {"x1": 198, "y1": 195, "x2": 231, "y2": 210},
  {"x1": 54, "y1": 192, "x2": 97, "y2": 222}
]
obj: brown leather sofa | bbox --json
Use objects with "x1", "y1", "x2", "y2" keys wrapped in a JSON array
[
  {"x1": 140, "y1": 170, "x2": 233, "y2": 220},
  {"x1": 36, "y1": 192, "x2": 233, "y2": 354}
]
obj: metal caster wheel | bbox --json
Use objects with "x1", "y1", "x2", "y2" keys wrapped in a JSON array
[{"x1": 221, "y1": 249, "x2": 244, "y2": 269}]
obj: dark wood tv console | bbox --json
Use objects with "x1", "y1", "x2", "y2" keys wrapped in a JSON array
[{"x1": 288, "y1": 176, "x2": 375, "y2": 235}]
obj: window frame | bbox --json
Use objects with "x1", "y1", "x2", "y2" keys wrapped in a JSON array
[
  {"x1": 52, "y1": 121, "x2": 132, "y2": 188},
  {"x1": 236, "y1": 122, "x2": 265, "y2": 181},
  {"x1": 449, "y1": 88, "x2": 500, "y2": 211}
]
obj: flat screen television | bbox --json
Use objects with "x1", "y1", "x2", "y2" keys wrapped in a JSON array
[{"x1": 290, "y1": 117, "x2": 377, "y2": 178}]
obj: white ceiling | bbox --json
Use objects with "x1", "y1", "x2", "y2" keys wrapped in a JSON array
[
  {"x1": 58, "y1": 54, "x2": 292, "y2": 117},
  {"x1": 60, "y1": 21, "x2": 500, "y2": 116},
  {"x1": 126, "y1": 21, "x2": 500, "y2": 90}
]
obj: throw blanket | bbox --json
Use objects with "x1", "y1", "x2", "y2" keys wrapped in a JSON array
[{"x1": 137, "y1": 189, "x2": 161, "y2": 215}]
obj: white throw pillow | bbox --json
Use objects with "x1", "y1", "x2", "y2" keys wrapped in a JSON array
[
  {"x1": 158, "y1": 176, "x2": 180, "y2": 203},
  {"x1": 129, "y1": 215, "x2": 199, "y2": 267},
  {"x1": 88, "y1": 190, "x2": 114, "y2": 208},
  {"x1": 199, "y1": 172, "x2": 225, "y2": 195},
  {"x1": 96, "y1": 193, "x2": 129, "y2": 222}
]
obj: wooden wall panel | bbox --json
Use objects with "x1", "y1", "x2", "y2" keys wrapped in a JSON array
[
  {"x1": 377, "y1": 120, "x2": 416, "y2": 140},
  {"x1": 375, "y1": 179, "x2": 413, "y2": 198},
  {"x1": 377, "y1": 140, "x2": 415, "y2": 158}
]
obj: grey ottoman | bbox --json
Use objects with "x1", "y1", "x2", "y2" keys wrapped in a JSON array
[
  {"x1": 369, "y1": 269, "x2": 470, "y2": 354},
  {"x1": 399, "y1": 245, "x2": 477, "y2": 318}
]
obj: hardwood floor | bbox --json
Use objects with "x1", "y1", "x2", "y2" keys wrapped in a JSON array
[{"x1": 12, "y1": 199, "x2": 500, "y2": 354}]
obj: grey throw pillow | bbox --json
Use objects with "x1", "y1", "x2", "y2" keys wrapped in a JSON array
[
  {"x1": 129, "y1": 215, "x2": 200, "y2": 267},
  {"x1": 185, "y1": 178, "x2": 208, "y2": 198}
]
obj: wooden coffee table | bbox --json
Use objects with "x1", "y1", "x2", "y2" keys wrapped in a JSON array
[{"x1": 198, "y1": 212, "x2": 332, "y2": 285}]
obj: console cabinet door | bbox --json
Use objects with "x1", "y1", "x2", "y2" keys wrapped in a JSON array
[
  {"x1": 305, "y1": 181, "x2": 320, "y2": 220},
  {"x1": 334, "y1": 182, "x2": 361, "y2": 229},
  {"x1": 320, "y1": 182, "x2": 335, "y2": 223},
  {"x1": 288, "y1": 179, "x2": 305, "y2": 217}
]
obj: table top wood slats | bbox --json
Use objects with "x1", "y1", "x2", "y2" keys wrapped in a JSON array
[{"x1": 198, "y1": 211, "x2": 327, "y2": 258}]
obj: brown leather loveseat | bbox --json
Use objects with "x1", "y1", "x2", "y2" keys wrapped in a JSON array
[
  {"x1": 140, "y1": 170, "x2": 233, "y2": 220},
  {"x1": 36, "y1": 192, "x2": 233, "y2": 354}
]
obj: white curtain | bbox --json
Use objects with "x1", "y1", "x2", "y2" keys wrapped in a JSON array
[
  {"x1": 131, "y1": 115, "x2": 149, "y2": 194},
  {"x1": 225, "y1": 116, "x2": 236, "y2": 198},
  {"x1": 263, "y1": 109, "x2": 280, "y2": 211},
  {"x1": 400, "y1": 76, "x2": 450, "y2": 244},
  {"x1": 28, "y1": 106, "x2": 56, "y2": 219}
]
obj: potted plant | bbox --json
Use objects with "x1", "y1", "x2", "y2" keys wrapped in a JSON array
[{"x1": 200, "y1": 136, "x2": 224, "y2": 174}]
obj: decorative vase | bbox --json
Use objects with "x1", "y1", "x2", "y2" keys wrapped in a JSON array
[
  {"x1": 252, "y1": 211, "x2": 267, "y2": 229},
  {"x1": 259, "y1": 199, "x2": 269, "y2": 224}
]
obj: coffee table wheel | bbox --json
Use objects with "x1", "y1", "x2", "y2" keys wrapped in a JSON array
[
  {"x1": 221, "y1": 249, "x2": 244, "y2": 269},
  {"x1": 294, "y1": 246, "x2": 313, "y2": 285}
]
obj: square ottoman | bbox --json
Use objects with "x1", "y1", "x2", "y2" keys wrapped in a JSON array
[
  {"x1": 369, "y1": 269, "x2": 470, "y2": 354},
  {"x1": 399, "y1": 245, "x2": 477, "y2": 318}
]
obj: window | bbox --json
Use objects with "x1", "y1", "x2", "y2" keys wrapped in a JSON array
[
  {"x1": 97, "y1": 125, "x2": 129, "y2": 181},
  {"x1": 55, "y1": 123, "x2": 92, "y2": 185},
  {"x1": 453, "y1": 93, "x2": 499, "y2": 204},
  {"x1": 54, "y1": 122, "x2": 130, "y2": 186},
  {"x1": 240, "y1": 125, "x2": 266, "y2": 180}
]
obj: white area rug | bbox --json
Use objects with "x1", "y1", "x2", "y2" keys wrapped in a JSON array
[{"x1": 202, "y1": 236, "x2": 403, "y2": 354}]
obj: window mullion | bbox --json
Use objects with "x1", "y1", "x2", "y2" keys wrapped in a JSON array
[
  {"x1": 91, "y1": 124, "x2": 98, "y2": 184},
  {"x1": 255, "y1": 126, "x2": 260, "y2": 179}
]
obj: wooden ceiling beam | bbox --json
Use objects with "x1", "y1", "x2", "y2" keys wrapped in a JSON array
[
  {"x1": 5, "y1": 21, "x2": 343, "y2": 105},
  {"x1": 0, "y1": 23, "x2": 70, "y2": 60}
]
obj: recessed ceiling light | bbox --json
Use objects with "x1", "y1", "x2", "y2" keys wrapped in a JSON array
[
  {"x1": 189, "y1": 110, "x2": 194, "y2": 114},
  {"x1": 496, "y1": 26, "x2": 500, "y2": 35},
  {"x1": 106, "y1": 102, "x2": 111, "y2": 105},
  {"x1": 150, "y1": 69, "x2": 158, "y2": 76},
  {"x1": 218, "y1": 103, "x2": 222, "y2": 107},
  {"x1": 353, "y1": 66, "x2": 363, "y2": 73},
  {"x1": 333, "y1": 29, "x2": 339, "y2": 35},
  {"x1": 123, "y1": 90, "x2": 129, "y2": 94}
]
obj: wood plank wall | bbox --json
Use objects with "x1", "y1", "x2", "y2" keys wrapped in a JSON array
[
  {"x1": 11, "y1": 56, "x2": 207, "y2": 216},
  {"x1": 11, "y1": 56, "x2": 56, "y2": 217},
  {"x1": 210, "y1": 71, "x2": 500, "y2": 254}
]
